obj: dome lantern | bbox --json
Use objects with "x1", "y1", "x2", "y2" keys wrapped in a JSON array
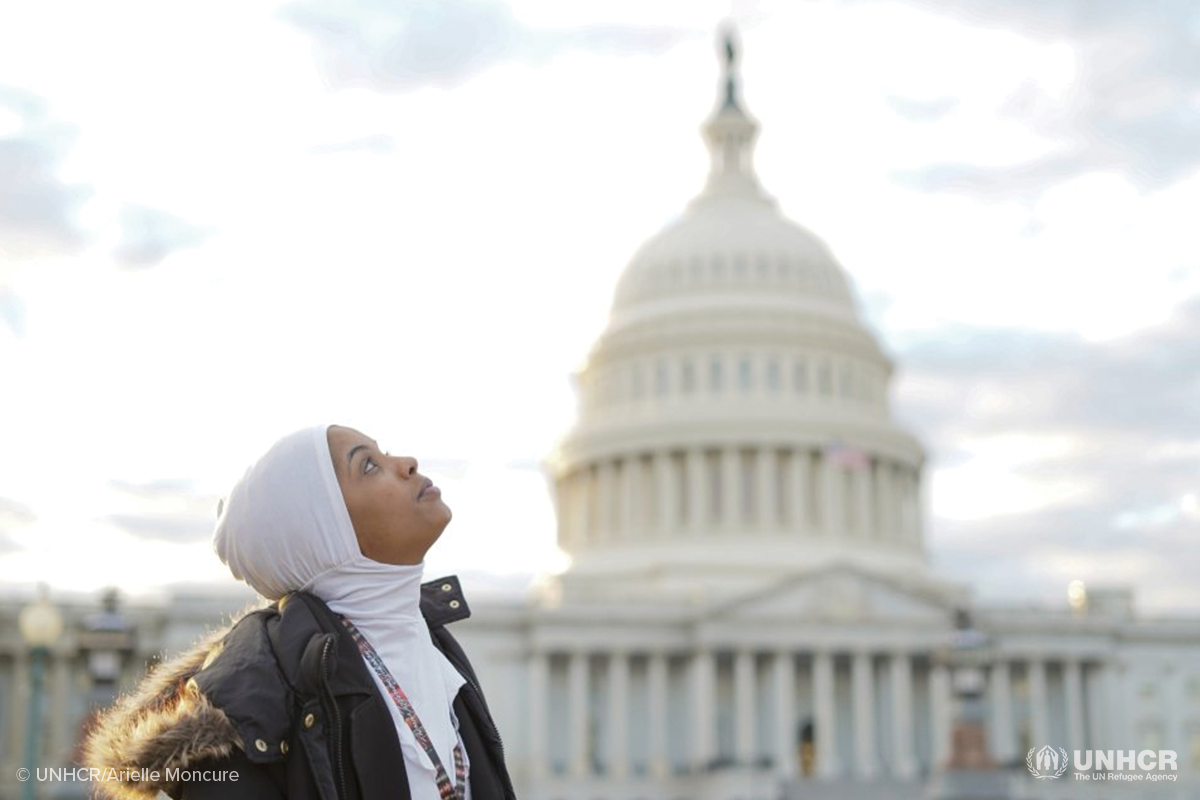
[{"x1": 700, "y1": 26, "x2": 769, "y2": 204}]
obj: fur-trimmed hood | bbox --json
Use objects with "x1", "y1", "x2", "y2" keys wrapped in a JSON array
[{"x1": 81, "y1": 615, "x2": 253, "y2": 799}]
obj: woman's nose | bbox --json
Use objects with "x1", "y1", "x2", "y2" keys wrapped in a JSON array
[{"x1": 390, "y1": 455, "x2": 418, "y2": 476}]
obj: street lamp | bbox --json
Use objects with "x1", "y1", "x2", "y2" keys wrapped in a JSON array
[{"x1": 18, "y1": 586, "x2": 65, "y2": 800}]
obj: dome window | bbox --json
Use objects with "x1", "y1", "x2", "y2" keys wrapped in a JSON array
[
  {"x1": 818, "y1": 362, "x2": 832, "y2": 397},
  {"x1": 766, "y1": 359, "x2": 781, "y2": 392},
  {"x1": 656, "y1": 360, "x2": 670, "y2": 397},
  {"x1": 738, "y1": 357, "x2": 753, "y2": 392},
  {"x1": 681, "y1": 360, "x2": 696, "y2": 394},
  {"x1": 710, "y1": 356, "x2": 724, "y2": 392},
  {"x1": 793, "y1": 359, "x2": 809, "y2": 394}
]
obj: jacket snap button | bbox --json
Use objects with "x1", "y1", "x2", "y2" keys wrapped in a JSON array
[
  {"x1": 441, "y1": 583, "x2": 452, "y2": 592},
  {"x1": 255, "y1": 739, "x2": 268, "y2": 752},
  {"x1": 280, "y1": 740, "x2": 289, "y2": 755},
  {"x1": 449, "y1": 599, "x2": 460, "y2": 609},
  {"x1": 304, "y1": 712, "x2": 316, "y2": 729}
]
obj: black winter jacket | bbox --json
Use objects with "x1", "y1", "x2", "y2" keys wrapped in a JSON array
[{"x1": 82, "y1": 575, "x2": 517, "y2": 800}]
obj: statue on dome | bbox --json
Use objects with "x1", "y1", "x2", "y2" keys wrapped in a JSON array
[{"x1": 721, "y1": 27, "x2": 740, "y2": 110}]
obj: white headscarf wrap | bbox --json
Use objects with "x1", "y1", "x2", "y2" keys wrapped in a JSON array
[{"x1": 212, "y1": 423, "x2": 469, "y2": 800}]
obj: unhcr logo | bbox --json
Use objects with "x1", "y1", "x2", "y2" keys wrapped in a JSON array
[
  {"x1": 1026, "y1": 746, "x2": 1180, "y2": 783},
  {"x1": 1026, "y1": 745, "x2": 1069, "y2": 779}
]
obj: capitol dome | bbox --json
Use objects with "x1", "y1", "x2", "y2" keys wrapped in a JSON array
[{"x1": 547, "y1": 31, "x2": 928, "y2": 599}]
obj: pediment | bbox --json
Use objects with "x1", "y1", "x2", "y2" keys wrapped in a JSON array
[{"x1": 711, "y1": 564, "x2": 961, "y2": 625}]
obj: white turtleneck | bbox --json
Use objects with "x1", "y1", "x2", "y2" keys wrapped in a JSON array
[
  {"x1": 309, "y1": 561, "x2": 469, "y2": 800},
  {"x1": 212, "y1": 424, "x2": 470, "y2": 800}
]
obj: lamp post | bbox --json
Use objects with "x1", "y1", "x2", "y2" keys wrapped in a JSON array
[{"x1": 18, "y1": 587, "x2": 65, "y2": 800}]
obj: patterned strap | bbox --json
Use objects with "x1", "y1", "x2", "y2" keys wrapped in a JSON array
[{"x1": 340, "y1": 617, "x2": 466, "y2": 800}]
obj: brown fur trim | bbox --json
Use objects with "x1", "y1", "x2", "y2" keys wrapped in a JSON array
[{"x1": 82, "y1": 625, "x2": 245, "y2": 799}]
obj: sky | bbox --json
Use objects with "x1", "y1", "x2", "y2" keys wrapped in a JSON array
[{"x1": 1, "y1": 0, "x2": 1198, "y2": 615}]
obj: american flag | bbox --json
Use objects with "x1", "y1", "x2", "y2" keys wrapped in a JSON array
[{"x1": 824, "y1": 439, "x2": 870, "y2": 470}]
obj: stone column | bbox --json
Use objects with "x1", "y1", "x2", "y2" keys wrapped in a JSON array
[
  {"x1": 819, "y1": 450, "x2": 841, "y2": 538},
  {"x1": 791, "y1": 448, "x2": 811, "y2": 534},
  {"x1": 648, "y1": 652, "x2": 669, "y2": 778},
  {"x1": 1063, "y1": 658, "x2": 1085, "y2": 751},
  {"x1": 756, "y1": 448, "x2": 777, "y2": 531},
  {"x1": 1027, "y1": 659, "x2": 1049, "y2": 748},
  {"x1": 722, "y1": 447, "x2": 740, "y2": 529},
  {"x1": 989, "y1": 659, "x2": 1015, "y2": 764},
  {"x1": 655, "y1": 451, "x2": 675, "y2": 535},
  {"x1": 621, "y1": 457, "x2": 638, "y2": 542},
  {"x1": 773, "y1": 650, "x2": 797, "y2": 778},
  {"x1": 929, "y1": 662, "x2": 952, "y2": 768},
  {"x1": 1164, "y1": 663, "x2": 1184, "y2": 752},
  {"x1": 853, "y1": 463, "x2": 873, "y2": 539},
  {"x1": 528, "y1": 650, "x2": 549, "y2": 780},
  {"x1": 734, "y1": 649, "x2": 756, "y2": 764},
  {"x1": 1094, "y1": 661, "x2": 1119, "y2": 750},
  {"x1": 890, "y1": 651, "x2": 916, "y2": 779},
  {"x1": 852, "y1": 650, "x2": 877, "y2": 778},
  {"x1": 608, "y1": 650, "x2": 630, "y2": 778},
  {"x1": 813, "y1": 649, "x2": 839, "y2": 779},
  {"x1": 596, "y1": 461, "x2": 615, "y2": 544},
  {"x1": 692, "y1": 648, "x2": 716, "y2": 769},
  {"x1": 687, "y1": 448, "x2": 706, "y2": 534},
  {"x1": 882, "y1": 461, "x2": 898, "y2": 541},
  {"x1": 568, "y1": 651, "x2": 590, "y2": 778},
  {"x1": 569, "y1": 471, "x2": 589, "y2": 547}
]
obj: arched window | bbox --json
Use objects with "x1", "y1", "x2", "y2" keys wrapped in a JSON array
[
  {"x1": 710, "y1": 356, "x2": 724, "y2": 392},
  {"x1": 738, "y1": 357, "x2": 753, "y2": 392}
]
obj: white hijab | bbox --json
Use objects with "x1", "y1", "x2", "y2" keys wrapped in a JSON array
[{"x1": 212, "y1": 423, "x2": 468, "y2": 800}]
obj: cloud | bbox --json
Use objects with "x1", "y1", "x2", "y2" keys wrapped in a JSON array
[
  {"x1": 111, "y1": 204, "x2": 213, "y2": 269},
  {"x1": 0, "y1": 495, "x2": 36, "y2": 527},
  {"x1": 894, "y1": 294, "x2": 1200, "y2": 611},
  {"x1": 280, "y1": 0, "x2": 687, "y2": 92},
  {"x1": 308, "y1": 133, "x2": 397, "y2": 155},
  {"x1": 885, "y1": 94, "x2": 960, "y2": 123},
  {"x1": 0, "y1": 496, "x2": 35, "y2": 553},
  {"x1": 883, "y1": 0, "x2": 1200, "y2": 198},
  {"x1": 103, "y1": 479, "x2": 219, "y2": 544},
  {"x1": 0, "y1": 287, "x2": 26, "y2": 337},
  {"x1": 102, "y1": 512, "x2": 214, "y2": 544},
  {"x1": 0, "y1": 85, "x2": 90, "y2": 260}
]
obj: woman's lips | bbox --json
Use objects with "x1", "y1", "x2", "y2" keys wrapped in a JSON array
[{"x1": 419, "y1": 480, "x2": 439, "y2": 499}]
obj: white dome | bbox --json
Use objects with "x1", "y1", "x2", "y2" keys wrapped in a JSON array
[
  {"x1": 611, "y1": 192, "x2": 860, "y2": 326},
  {"x1": 547, "y1": 32, "x2": 928, "y2": 590}
]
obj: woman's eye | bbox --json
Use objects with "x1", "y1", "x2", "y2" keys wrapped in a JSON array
[{"x1": 364, "y1": 458, "x2": 378, "y2": 474}]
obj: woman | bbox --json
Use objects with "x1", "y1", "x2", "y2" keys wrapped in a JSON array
[{"x1": 83, "y1": 424, "x2": 516, "y2": 800}]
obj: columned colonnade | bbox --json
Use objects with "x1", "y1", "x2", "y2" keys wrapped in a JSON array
[
  {"x1": 557, "y1": 444, "x2": 921, "y2": 545},
  {"x1": 525, "y1": 646, "x2": 1115, "y2": 784}
]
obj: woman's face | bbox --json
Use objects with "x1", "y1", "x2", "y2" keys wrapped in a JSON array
[{"x1": 327, "y1": 425, "x2": 452, "y2": 565}]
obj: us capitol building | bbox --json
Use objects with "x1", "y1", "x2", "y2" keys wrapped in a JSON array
[{"x1": 2, "y1": 31, "x2": 1199, "y2": 800}]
